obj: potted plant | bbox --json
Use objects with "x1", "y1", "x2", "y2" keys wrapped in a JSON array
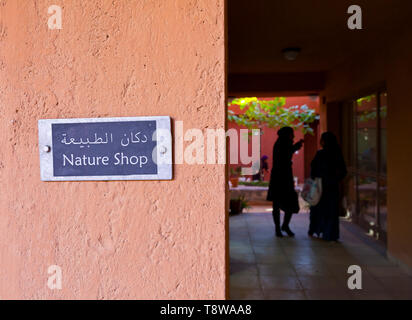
[
  {"x1": 240, "y1": 196, "x2": 250, "y2": 212},
  {"x1": 230, "y1": 195, "x2": 250, "y2": 215},
  {"x1": 229, "y1": 167, "x2": 242, "y2": 188}
]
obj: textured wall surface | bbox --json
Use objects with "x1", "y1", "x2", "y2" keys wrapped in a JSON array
[{"x1": 0, "y1": 0, "x2": 226, "y2": 299}]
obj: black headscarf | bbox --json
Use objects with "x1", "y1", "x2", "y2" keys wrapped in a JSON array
[
  {"x1": 321, "y1": 132, "x2": 339, "y2": 151},
  {"x1": 276, "y1": 127, "x2": 294, "y2": 149},
  {"x1": 277, "y1": 126, "x2": 294, "y2": 140},
  {"x1": 319, "y1": 131, "x2": 347, "y2": 181}
]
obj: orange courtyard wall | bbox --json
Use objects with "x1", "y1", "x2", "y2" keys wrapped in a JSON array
[
  {"x1": 0, "y1": 0, "x2": 226, "y2": 299},
  {"x1": 228, "y1": 96, "x2": 319, "y2": 183}
]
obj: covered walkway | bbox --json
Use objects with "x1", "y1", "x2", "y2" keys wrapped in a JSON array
[{"x1": 230, "y1": 207, "x2": 412, "y2": 300}]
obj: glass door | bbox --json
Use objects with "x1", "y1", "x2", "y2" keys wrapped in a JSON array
[
  {"x1": 378, "y1": 92, "x2": 388, "y2": 238},
  {"x1": 342, "y1": 90, "x2": 387, "y2": 243},
  {"x1": 356, "y1": 94, "x2": 379, "y2": 235}
]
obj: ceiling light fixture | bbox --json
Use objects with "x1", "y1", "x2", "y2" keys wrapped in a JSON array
[{"x1": 282, "y1": 47, "x2": 301, "y2": 61}]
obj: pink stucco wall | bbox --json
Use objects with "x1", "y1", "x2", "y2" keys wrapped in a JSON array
[{"x1": 0, "y1": 0, "x2": 226, "y2": 299}]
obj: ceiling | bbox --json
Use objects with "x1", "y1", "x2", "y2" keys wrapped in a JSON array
[{"x1": 229, "y1": 0, "x2": 412, "y2": 75}]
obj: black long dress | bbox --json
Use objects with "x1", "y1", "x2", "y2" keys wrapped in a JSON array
[
  {"x1": 309, "y1": 148, "x2": 347, "y2": 241},
  {"x1": 267, "y1": 138, "x2": 301, "y2": 213}
]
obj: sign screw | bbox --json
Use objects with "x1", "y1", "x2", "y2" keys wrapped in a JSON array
[
  {"x1": 43, "y1": 145, "x2": 51, "y2": 153},
  {"x1": 160, "y1": 146, "x2": 167, "y2": 155}
]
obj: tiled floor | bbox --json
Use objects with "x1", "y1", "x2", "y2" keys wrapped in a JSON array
[{"x1": 230, "y1": 206, "x2": 412, "y2": 300}]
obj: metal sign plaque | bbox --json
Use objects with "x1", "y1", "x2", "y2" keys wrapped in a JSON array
[{"x1": 38, "y1": 116, "x2": 172, "y2": 181}]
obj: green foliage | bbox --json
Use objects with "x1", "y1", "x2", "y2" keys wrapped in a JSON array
[
  {"x1": 228, "y1": 97, "x2": 319, "y2": 135},
  {"x1": 356, "y1": 94, "x2": 387, "y2": 122},
  {"x1": 230, "y1": 195, "x2": 250, "y2": 209},
  {"x1": 230, "y1": 166, "x2": 242, "y2": 177},
  {"x1": 356, "y1": 95, "x2": 375, "y2": 107},
  {"x1": 239, "y1": 181, "x2": 269, "y2": 187},
  {"x1": 240, "y1": 196, "x2": 250, "y2": 210}
]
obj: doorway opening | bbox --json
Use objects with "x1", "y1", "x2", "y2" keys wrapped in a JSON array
[{"x1": 226, "y1": 0, "x2": 412, "y2": 300}]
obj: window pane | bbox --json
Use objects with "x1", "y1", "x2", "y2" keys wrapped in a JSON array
[
  {"x1": 379, "y1": 92, "x2": 387, "y2": 175},
  {"x1": 344, "y1": 173, "x2": 357, "y2": 219},
  {"x1": 379, "y1": 176, "x2": 387, "y2": 232},
  {"x1": 358, "y1": 174, "x2": 377, "y2": 229},
  {"x1": 356, "y1": 94, "x2": 378, "y2": 174},
  {"x1": 379, "y1": 92, "x2": 388, "y2": 232}
]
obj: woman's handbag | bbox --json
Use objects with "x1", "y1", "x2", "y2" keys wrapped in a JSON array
[{"x1": 301, "y1": 177, "x2": 322, "y2": 206}]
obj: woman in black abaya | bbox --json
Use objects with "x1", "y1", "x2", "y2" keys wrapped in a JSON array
[
  {"x1": 308, "y1": 132, "x2": 347, "y2": 241},
  {"x1": 267, "y1": 127, "x2": 303, "y2": 237}
]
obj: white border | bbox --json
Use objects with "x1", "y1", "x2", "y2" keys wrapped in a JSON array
[{"x1": 38, "y1": 116, "x2": 172, "y2": 181}]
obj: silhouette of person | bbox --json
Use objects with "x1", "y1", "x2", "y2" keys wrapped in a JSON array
[
  {"x1": 308, "y1": 132, "x2": 347, "y2": 241},
  {"x1": 267, "y1": 127, "x2": 303, "y2": 237}
]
